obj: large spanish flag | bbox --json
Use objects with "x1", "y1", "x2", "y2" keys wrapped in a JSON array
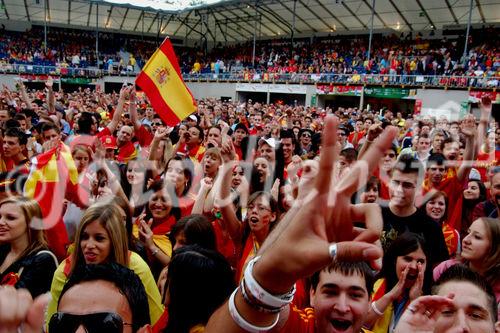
[
  {"x1": 24, "y1": 143, "x2": 80, "y2": 259},
  {"x1": 136, "y1": 38, "x2": 196, "y2": 127}
]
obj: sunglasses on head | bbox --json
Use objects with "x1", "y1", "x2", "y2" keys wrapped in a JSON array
[{"x1": 49, "y1": 312, "x2": 132, "y2": 333}]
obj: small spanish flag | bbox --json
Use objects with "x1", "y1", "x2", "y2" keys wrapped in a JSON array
[
  {"x1": 136, "y1": 38, "x2": 196, "y2": 127},
  {"x1": 24, "y1": 143, "x2": 80, "y2": 259}
]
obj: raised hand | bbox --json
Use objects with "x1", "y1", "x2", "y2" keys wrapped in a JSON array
[
  {"x1": 0, "y1": 286, "x2": 50, "y2": 333},
  {"x1": 252, "y1": 116, "x2": 398, "y2": 294},
  {"x1": 387, "y1": 265, "x2": 410, "y2": 301},
  {"x1": 409, "y1": 263, "x2": 424, "y2": 301},
  {"x1": 394, "y1": 294, "x2": 455, "y2": 333},
  {"x1": 137, "y1": 213, "x2": 154, "y2": 248},
  {"x1": 45, "y1": 76, "x2": 53, "y2": 89},
  {"x1": 366, "y1": 122, "x2": 384, "y2": 142}
]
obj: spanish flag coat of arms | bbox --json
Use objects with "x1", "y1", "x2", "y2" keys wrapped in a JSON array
[{"x1": 136, "y1": 38, "x2": 196, "y2": 126}]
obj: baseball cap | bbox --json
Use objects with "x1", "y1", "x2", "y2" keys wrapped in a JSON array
[
  {"x1": 101, "y1": 135, "x2": 117, "y2": 149},
  {"x1": 258, "y1": 137, "x2": 278, "y2": 149},
  {"x1": 188, "y1": 115, "x2": 198, "y2": 122}
]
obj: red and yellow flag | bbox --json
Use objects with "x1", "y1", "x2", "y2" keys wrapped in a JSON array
[
  {"x1": 136, "y1": 38, "x2": 196, "y2": 127},
  {"x1": 24, "y1": 143, "x2": 80, "y2": 259}
]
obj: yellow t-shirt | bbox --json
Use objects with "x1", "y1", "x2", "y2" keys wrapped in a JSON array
[{"x1": 46, "y1": 252, "x2": 164, "y2": 329}]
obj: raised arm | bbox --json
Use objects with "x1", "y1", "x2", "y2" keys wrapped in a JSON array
[
  {"x1": 205, "y1": 117, "x2": 398, "y2": 333},
  {"x1": 191, "y1": 177, "x2": 214, "y2": 215},
  {"x1": 457, "y1": 114, "x2": 476, "y2": 182},
  {"x1": 107, "y1": 86, "x2": 131, "y2": 133},
  {"x1": 128, "y1": 89, "x2": 142, "y2": 132},
  {"x1": 46, "y1": 77, "x2": 55, "y2": 115},
  {"x1": 358, "y1": 122, "x2": 384, "y2": 160},
  {"x1": 213, "y1": 140, "x2": 243, "y2": 243},
  {"x1": 475, "y1": 96, "x2": 492, "y2": 153},
  {"x1": 17, "y1": 80, "x2": 32, "y2": 109}
]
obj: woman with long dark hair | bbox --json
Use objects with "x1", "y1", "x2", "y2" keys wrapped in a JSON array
[
  {"x1": 461, "y1": 178, "x2": 487, "y2": 238},
  {"x1": 156, "y1": 245, "x2": 235, "y2": 333},
  {"x1": 365, "y1": 232, "x2": 433, "y2": 333}
]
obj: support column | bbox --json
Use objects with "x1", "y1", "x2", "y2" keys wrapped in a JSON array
[
  {"x1": 44, "y1": 0, "x2": 47, "y2": 52},
  {"x1": 462, "y1": 0, "x2": 473, "y2": 65},
  {"x1": 367, "y1": 0, "x2": 375, "y2": 61},
  {"x1": 291, "y1": 0, "x2": 297, "y2": 46},
  {"x1": 359, "y1": 86, "x2": 365, "y2": 110},
  {"x1": 96, "y1": 2, "x2": 99, "y2": 68},
  {"x1": 252, "y1": 7, "x2": 257, "y2": 67}
]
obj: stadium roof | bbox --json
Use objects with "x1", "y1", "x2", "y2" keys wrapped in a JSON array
[{"x1": 1, "y1": 0, "x2": 499, "y2": 41}]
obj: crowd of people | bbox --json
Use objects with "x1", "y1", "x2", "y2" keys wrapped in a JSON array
[
  {"x1": 0, "y1": 25, "x2": 499, "y2": 79},
  {"x1": 0, "y1": 77, "x2": 499, "y2": 333}
]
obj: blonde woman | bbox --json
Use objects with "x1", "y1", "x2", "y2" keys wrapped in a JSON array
[
  {"x1": 46, "y1": 201, "x2": 164, "y2": 328},
  {"x1": 0, "y1": 197, "x2": 57, "y2": 297}
]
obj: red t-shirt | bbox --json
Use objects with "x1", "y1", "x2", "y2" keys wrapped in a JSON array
[
  {"x1": 97, "y1": 127, "x2": 137, "y2": 163},
  {"x1": 422, "y1": 168, "x2": 465, "y2": 230},
  {"x1": 279, "y1": 305, "x2": 315, "y2": 333}
]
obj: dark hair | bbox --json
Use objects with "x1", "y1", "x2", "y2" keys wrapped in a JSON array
[
  {"x1": 424, "y1": 190, "x2": 448, "y2": 224},
  {"x1": 462, "y1": 179, "x2": 487, "y2": 219},
  {"x1": 366, "y1": 175, "x2": 381, "y2": 193},
  {"x1": 120, "y1": 159, "x2": 154, "y2": 216},
  {"x1": 433, "y1": 264, "x2": 498, "y2": 322},
  {"x1": 392, "y1": 153, "x2": 423, "y2": 175},
  {"x1": 340, "y1": 148, "x2": 357, "y2": 163},
  {"x1": 165, "y1": 155, "x2": 194, "y2": 196},
  {"x1": 379, "y1": 232, "x2": 433, "y2": 295},
  {"x1": 310, "y1": 261, "x2": 375, "y2": 296},
  {"x1": 41, "y1": 122, "x2": 61, "y2": 134},
  {"x1": 439, "y1": 136, "x2": 456, "y2": 152},
  {"x1": 144, "y1": 180, "x2": 181, "y2": 221},
  {"x1": 241, "y1": 191, "x2": 278, "y2": 246},
  {"x1": 164, "y1": 245, "x2": 235, "y2": 333},
  {"x1": 4, "y1": 127, "x2": 27, "y2": 145},
  {"x1": 169, "y1": 214, "x2": 216, "y2": 250},
  {"x1": 77, "y1": 111, "x2": 94, "y2": 134},
  {"x1": 191, "y1": 124, "x2": 205, "y2": 142},
  {"x1": 418, "y1": 133, "x2": 429, "y2": 140},
  {"x1": 60, "y1": 263, "x2": 150, "y2": 332},
  {"x1": 427, "y1": 153, "x2": 446, "y2": 167}
]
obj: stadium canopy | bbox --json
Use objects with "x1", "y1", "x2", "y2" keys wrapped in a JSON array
[{"x1": 1, "y1": 0, "x2": 499, "y2": 41}]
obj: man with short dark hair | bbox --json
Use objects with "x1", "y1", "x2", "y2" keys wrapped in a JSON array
[
  {"x1": 395, "y1": 265, "x2": 500, "y2": 332},
  {"x1": 381, "y1": 154, "x2": 449, "y2": 266},
  {"x1": 0, "y1": 263, "x2": 152, "y2": 333},
  {"x1": 422, "y1": 124, "x2": 475, "y2": 230},
  {"x1": 278, "y1": 261, "x2": 375, "y2": 333},
  {"x1": 0, "y1": 127, "x2": 30, "y2": 200}
]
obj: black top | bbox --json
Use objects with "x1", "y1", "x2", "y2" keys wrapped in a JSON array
[
  {"x1": 0, "y1": 244, "x2": 58, "y2": 297},
  {"x1": 380, "y1": 206, "x2": 449, "y2": 266}
]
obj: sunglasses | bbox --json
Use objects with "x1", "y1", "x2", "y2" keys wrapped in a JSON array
[
  {"x1": 301, "y1": 133, "x2": 311, "y2": 138},
  {"x1": 49, "y1": 312, "x2": 132, "y2": 333},
  {"x1": 152, "y1": 122, "x2": 162, "y2": 126}
]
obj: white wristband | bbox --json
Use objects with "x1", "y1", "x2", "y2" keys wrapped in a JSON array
[
  {"x1": 371, "y1": 301, "x2": 384, "y2": 316},
  {"x1": 243, "y1": 256, "x2": 296, "y2": 309},
  {"x1": 228, "y1": 289, "x2": 280, "y2": 333}
]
